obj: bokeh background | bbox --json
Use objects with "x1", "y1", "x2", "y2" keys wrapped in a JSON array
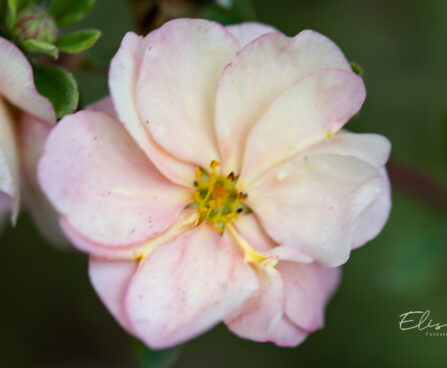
[{"x1": 1, "y1": 0, "x2": 446, "y2": 367}]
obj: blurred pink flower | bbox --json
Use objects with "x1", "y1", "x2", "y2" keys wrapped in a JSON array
[
  {"x1": 39, "y1": 19, "x2": 391, "y2": 348},
  {"x1": 0, "y1": 36, "x2": 65, "y2": 245}
]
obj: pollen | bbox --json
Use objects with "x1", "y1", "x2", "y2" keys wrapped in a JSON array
[
  {"x1": 212, "y1": 184, "x2": 228, "y2": 200},
  {"x1": 190, "y1": 160, "x2": 251, "y2": 234}
]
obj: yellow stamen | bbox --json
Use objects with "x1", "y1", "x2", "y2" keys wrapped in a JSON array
[
  {"x1": 212, "y1": 184, "x2": 228, "y2": 200},
  {"x1": 210, "y1": 160, "x2": 220, "y2": 169},
  {"x1": 213, "y1": 224, "x2": 224, "y2": 233},
  {"x1": 227, "y1": 224, "x2": 277, "y2": 268},
  {"x1": 190, "y1": 161, "x2": 250, "y2": 234},
  {"x1": 195, "y1": 167, "x2": 202, "y2": 181},
  {"x1": 225, "y1": 213, "x2": 236, "y2": 220},
  {"x1": 260, "y1": 256, "x2": 279, "y2": 268},
  {"x1": 133, "y1": 212, "x2": 198, "y2": 263}
]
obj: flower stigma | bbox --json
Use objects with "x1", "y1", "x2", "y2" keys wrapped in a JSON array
[{"x1": 190, "y1": 160, "x2": 251, "y2": 234}]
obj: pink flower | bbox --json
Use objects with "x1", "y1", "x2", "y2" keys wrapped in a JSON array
[
  {"x1": 38, "y1": 19, "x2": 391, "y2": 348},
  {"x1": 0, "y1": 36, "x2": 65, "y2": 245}
]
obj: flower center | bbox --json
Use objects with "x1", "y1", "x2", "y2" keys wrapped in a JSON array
[{"x1": 191, "y1": 160, "x2": 250, "y2": 234}]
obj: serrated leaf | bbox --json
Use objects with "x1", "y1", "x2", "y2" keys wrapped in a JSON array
[
  {"x1": 56, "y1": 29, "x2": 101, "y2": 53},
  {"x1": 6, "y1": 0, "x2": 17, "y2": 29},
  {"x1": 132, "y1": 339, "x2": 183, "y2": 368},
  {"x1": 50, "y1": 0, "x2": 95, "y2": 27},
  {"x1": 22, "y1": 39, "x2": 59, "y2": 59},
  {"x1": 33, "y1": 65, "x2": 79, "y2": 118}
]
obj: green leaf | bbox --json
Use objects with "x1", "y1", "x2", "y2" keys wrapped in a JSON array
[
  {"x1": 202, "y1": 0, "x2": 256, "y2": 25},
  {"x1": 132, "y1": 339, "x2": 183, "y2": 368},
  {"x1": 350, "y1": 62, "x2": 363, "y2": 76},
  {"x1": 33, "y1": 65, "x2": 79, "y2": 118},
  {"x1": 56, "y1": 29, "x2": 101, "y2": 53},
  {"x1": 22, "y1": 39, "x2": 59, "y2": 59},
  {"x1": 6, "y1": 0, "x2": 17, "y2": 29},
  {"x1": 50, "y1": 0, "x2": 95, "y2": 27}
]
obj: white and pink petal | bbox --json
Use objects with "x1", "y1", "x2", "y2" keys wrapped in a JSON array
[
  {"x1": 86, "y1": 96, "x2": 118, "y2": 118},
  {"x1": 0, "y1": 191, "x2": 13, "y2": 232},
  {"x1": 302, "y1": 130, "x2": 391, "y2": 169},
  {"x1": 239, "y1": 69, "x2": 366, "y2": 188},
  {"x1": 60, "y1": 208, "x2": 199, "y2": 260},
  {"x1": 38, "y1": 110, "x2": 190, "y2": 247},
  {"x1": 0, "y1": 36, "x2": 56, "y2": 125},
  {"x1": 124, "y1": 224, "x2": 258, "y2": 349},
  {"x1": 109, "y1": 32, "x2": 196, "y2": 187},
  {"x1": 60, "y1": 218, "x2": 140, "y2": 258},
  {"x1": 0, "y1": 97, "x2": 20, "y2": 224},
  {"x1": 89, "y1": 258, "x2": 138, "y2": 334},
  {"x1": 278, "y1": 261, "x2": 340, "y2": 332},
  {"x1": 246, "y1": 154, "x2": 385, "y2": 266},
  {"x1": 233, "y1": 214, "x2": 276, "y2": 252},
  {"x1": 225, "y1": 266, "x2": 307, "y2": 347},
  {"x1": 226, "y1": 22, "x2": 277, "y2": 48},
  {"x1": 352, "y1": 168, "x2": 391, "y2": 249},
  {"x1": 234, "y1": 213, "x2": 314, "y2": 263},
  {"x1": 18, "y1": 112, "x2": 68, "y2": 247},
  {"x1": 135, "y1": 19, "x2": 238, "y2": 168},
  {"x1": 215, "y1": 30, "x2": 351, "y2": 174}
]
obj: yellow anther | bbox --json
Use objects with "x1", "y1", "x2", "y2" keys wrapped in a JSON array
[
  {"x1": 325, "y1": 130, "x2": 335, "y2": 139},
  {"x1": 210, "y1": 160, "x2": 220, "y2": 169},
  {"x1": 195, "y1": 167, "x2": 202, "y2": 181},
  {"x1": 213, "y1": 224, "x2": 223, "y2": 233},
  {"x1": 190, "y1": 163, "x2": 251, "y2": 234},
  {"x1": 225, "y1": 213, "x2": 236, "y2": 220}
]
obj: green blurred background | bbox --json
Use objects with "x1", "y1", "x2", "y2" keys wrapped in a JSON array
[{"x1": 1, "y1": 0, "x2": 446, "y2": 367}]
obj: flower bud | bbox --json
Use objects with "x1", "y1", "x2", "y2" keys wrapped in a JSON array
[{"x1": 12, "y1": 5, "x2": 58, "y2": 44}]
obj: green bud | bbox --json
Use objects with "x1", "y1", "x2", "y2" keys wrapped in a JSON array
[{"x1": 12, "y1": 5, "x2": 58, "y2": 45}]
